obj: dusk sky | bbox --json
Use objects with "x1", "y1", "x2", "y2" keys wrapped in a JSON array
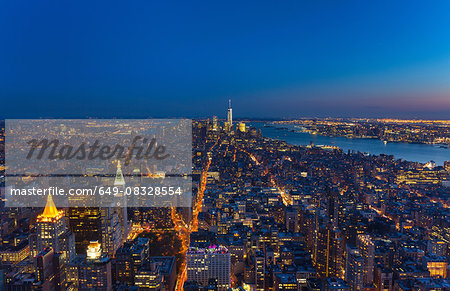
[{"x1": 1, "y1": 0, "x2": 449, "y2": 119}]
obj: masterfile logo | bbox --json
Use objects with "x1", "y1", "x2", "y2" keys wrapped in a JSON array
[{"x1": 5, "y1": 119, "x2": 192, "y2": 208}]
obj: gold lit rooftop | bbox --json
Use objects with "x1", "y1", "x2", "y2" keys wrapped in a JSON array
[{"x1": 37, "y1": 195, "x2": 63, "y2": 222}]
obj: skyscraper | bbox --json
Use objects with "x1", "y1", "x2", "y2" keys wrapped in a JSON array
[
  {"x1": 187, "y1": 245, "x2": 231, "y2": 290},
  {"x1": 227, "y1": 99, "x2": 233, "y2": 130},
  {"x1": 36, "y1": 195, "x2": 76, "y2": 265},
  {"x1": 68, "y1": 207, "x2": 102, "y2": 254},
  {"x1": 345, "y1": 245, "x2": 364, "y2": 291},
  {"x1": 114, "y1": 160, "x2": 129, "y2": 241},
  {"x1": 357, "y1": 235, "x2": 375, "y2": 285},
  {"x1": 101, "y1": 207, "x2": 123, "y2": 258},
  {"x1": 69, "y1": 241, "x2": 112, "y2": 291}
]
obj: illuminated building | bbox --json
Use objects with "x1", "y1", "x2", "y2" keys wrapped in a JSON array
[
  {"x1": 395, "y1": 168, "x2": 446, "y2": 185},
  {"x1": 134, "y1": 263, "x2": 163, "y2": 290},
  {"x1": 36, "y1": 195, "x2": 65, "y2": 251},
  {"x1": 254, "y1": 250, "x2": 265, "y2": 291},
  {"x1": 100, "y1": 207, "x2": 123, "y2": 258},
  {"x1": 324, "y1": 278, "x2": 350, "y2": 291},
  {"x1": 315, "y1": 222, "x2": 344, "y2": 279},
  {"x1": 238, "y1": 122, "x2": 246, "y2": 133},
  {"x1": 423, "y1": 255, "x2": 448, "y2": 278},
  {"x1": 36, "y1": 195, "x2": 76, "y2": 265},
  {"x1": 357, "y1": 235, "x2": 375, "y2": 285},
  {"x1": 114, "y1": 161, "x2": 129, "y2": 242},
  {"x1": 285, "y1": 206, "x2": 299, "y2": 233},
  {"x1": 35, "y1": 247, "x2": 64, "y2": 290},
  {"x1": 373, "y1": 266, "x2": 392, "y2": 291},
  {"x1": 115, "y1": 237, "x2": 150, "y2": 285},
  {"x1": 212, "y1": 116, "x2": 218, "y2": 131},
  {"x1": 274, "y1": 273, "x2": 297, "y2": 290},
  {"x1": 67, "y1": 207, "x2": 101, "y2": 254},
  {"x1": 134, "y1": 257, "x2": 176, "y2": 290},
  {"x1": 0, "y1": 240, "x2": 29, "y2": 264},
  {"x1": 227, "y1": 99, "x2": 233, "y2": 130},
  {"x1": 346, "y1": 245, "x2": 364, "y2": 291},
  {"x1": 427, "y1": 240, "x2": 447, "y2": 257},
  {"x1": 68, "y1": 242, "x2": 112, "y2": 291},
  {"x1": 187, "y1": 245, "x2": 231, "y2": 291},
  {"x1": 147, "y1": 257, "x2": 177, "y2": 291}
]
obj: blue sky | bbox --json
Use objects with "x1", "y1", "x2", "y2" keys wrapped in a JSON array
[{"x1": 1, "y1": 0, "x2": 449, "y2": 118}]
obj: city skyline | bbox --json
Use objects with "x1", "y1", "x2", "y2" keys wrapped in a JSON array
[
  {"x1": 0, "y1": 1, "x2": 449, "y2": 290},
  {"x1": 1, "y1": 1, "x2": 450, "y2": 119}
]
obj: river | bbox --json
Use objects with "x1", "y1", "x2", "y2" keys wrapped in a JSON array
[{"x1": 249, "y1": 122, "x2": 449, "y2": 166}]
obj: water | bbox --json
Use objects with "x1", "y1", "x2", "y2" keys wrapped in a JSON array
[{"x1": 249, "y1": 123, "x2": 449, "y2": 165}]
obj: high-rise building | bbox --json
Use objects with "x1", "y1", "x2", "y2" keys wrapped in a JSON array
[
  {"x1": 357, "y1": 235, "x2": 375, "y2": 285},
  {"x1": 285, "y1": 206, "x2": 298, "y2": 233},
  {"x1": 99, "y1": 161, "x2": 129, "y2": 258},
  {"x1": 35, "y1": 195, "x2": 76, "y2": 265},
  {"x1": 67, "y1": 207, "x2": 102, "y2": 254},
  {"x1": 373, "y1": 266, "x2": 392, "y2": 291},
  {"x1": 114, "y1": 161, "x2": 129, "y2": 241},
  {"x1": 68, "y1": 241, "x2": 112, "y2": 291},
  {"x1": 212, "y1": 116, "x2": 218, "y2": 131},
  {"x1": 314, "y1": 220, "x2": 344, "y2": 278},
  {"x1": 254, "y1": 250, "x2": 265, "y2": 291},
  {"x1": 115, "y1": 237, "x2": 150, "y2": 285},
  {"x1": 187, "y1": 245, "x2": 231, "y2": 291},
  {"x1": 227, "y1": 99, "x2": 233, "y2": 130},
  {"x1": 345, "y1": 245, "x2": 364, "y2": 291},
  {"x1": 426, "y1": 239, "x2": 447, "y2": 257},
  {"x1": 35, "y1": 247, "x2": 66, "y2": 291},
  {"x1": 100, "y1": 207, "x2": 123, "y2": 258},
  {"x1": 238, "y1": 122, "x2": 246, "y2": 133}
]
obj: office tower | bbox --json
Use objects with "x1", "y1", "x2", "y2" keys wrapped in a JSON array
[
  {"x1": 373, "y1": 266, "x2": 392, "y2": 291},
  {"x1": 134, "y1": 257, "x2": 176, "y2": 290},
  {"x1": 35, "y1": 247, "x2": 65, "y2": 291},
  {"x1": 36, "y1": 195, "x2": 76, "y2": 265},
  {"x1": 67, "y1": 207, "x2": 102, "y2": 254},
  {"x1": 69, "y1": 241, "x2": 112, "y2": 291},
  {"x1": 426, "y1": 239, "x2": 447, "y2": 256},
  {"x1": 36, "y1": 195, "x2": 65, "y2": 252},
  {"x1": 285, "y1": 206, "x2": 298, "y2": 232},
  {"x1": 134, "y1": 263, "x2": 163, "y2": 290},
  {"x1": 100, "y1": 207, "x2": 123, "y2": 258},
  {"x1": 326, "y1": 188, "x2": 339, "y2": 227},
  {"x1": 330, "y1": 228, "x2": 345, "y2": 279},
  {"x1": 227, "y1": 99, "x2": 233, "y2": 130},
  {"x1": 345, "y1": 245, "x2": 364, "y2": 291},
  {"x1": 357, "y1": 235, "x2": 374, "y2": 285},
  {"x1": 114, "y1": 161, "x2": 129, "y2": 241},
  {"x1": 315, "y1": 222, "x2": 344, "y2": 278},
  {"x1": 314, "y1": 219, "x2": 330, "y2": 277},
  {"x1": 254, "y1": 250, "x2": 265, "y2": 291},
  {"x1": 212, "y1": 116, "x2": 218, "y2": 131},
  {"x1": 423, "y1": 254, "x2": 448, "y2": 278},
  {"x1": 146, "y1": 257, "x2": 177, "y2": 291},
  {"x1": 187, "y1": 245, "x2": 231, "y2": 291},
  {"x1": 115, "y1": 243, "x2": 134, "y2": 284},
  {"x1": 115, "y1": 237, "x2": 150, "y2": 285},
  {"x1": 99, "y1": 161, "x2": 129, "y2": 258},
  {"x1": 238, "y1": 122, "x2": 246, "y2": 133}
]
